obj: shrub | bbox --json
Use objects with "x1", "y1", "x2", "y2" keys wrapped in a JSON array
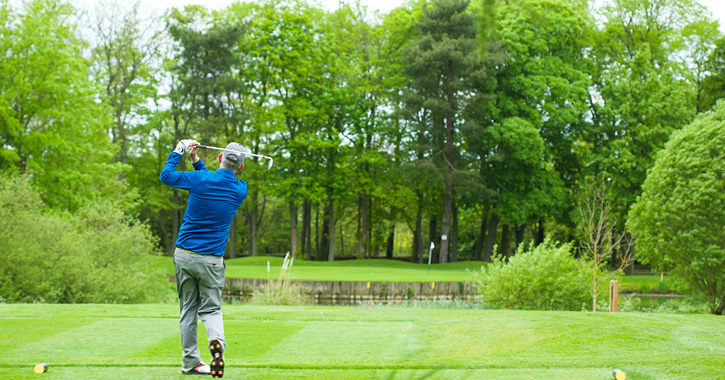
[
  {"x1": 0, "y1": 174, "x2": 169, "y2": 303},
  {"x1": 628, "y1": 102, "x2": 725, "y2": 315},
  {"x1": 640, "y1": 284, "x2": 653, "y2": 294},
  {"x1": 476, "y1": 238, "x2": 590, "y2": 311},
  {"x1": 656, "y1": 280, "x2": 670, "y2": 294}
]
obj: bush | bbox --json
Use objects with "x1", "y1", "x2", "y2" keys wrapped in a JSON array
[
  {"x1": 628, "y1": 101, "x2": 725, "y2": 315},
  {"x1": 0, "y1": 174, "x2": 170, "y2": 303},
  {"x1": 476, "y1": 238, "x2": 590, "y2": 311}
]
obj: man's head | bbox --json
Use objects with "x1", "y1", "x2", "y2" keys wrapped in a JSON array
[{"x1": 217, "y1": 142, "x2": 249, "y2": 173}]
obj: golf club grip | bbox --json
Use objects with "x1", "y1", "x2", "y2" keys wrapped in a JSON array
[{"x1": 197, "y1": 145, "x2": 224, "y2": 151}]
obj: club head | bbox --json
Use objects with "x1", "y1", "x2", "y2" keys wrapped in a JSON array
[{"x1": 268, "y1": 158, "x2": 273, "y2": 169}]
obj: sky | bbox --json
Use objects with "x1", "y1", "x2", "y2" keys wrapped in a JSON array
[
  {"x1": 69, "y1": 0, "x2": 723, "y2": 32},
  {"x1": 7, "y1": 0, "x2": 720, "y2": 32}
]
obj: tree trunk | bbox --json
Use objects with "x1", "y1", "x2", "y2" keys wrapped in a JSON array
[
  {"x1": 610, "y1": 232, "x2": 619, "y2": 268},
  {"x1": 172, "y1": 190, "x2": 180, "y2": 255},
  {"x1": 514, "y1": 223, "x2": 526, "y2": 252},
  {"x1": 321, "y1": 204, "x2": 329, "y2": 261},
  {"x1": 473, "y1": 207, "x2": 489, "y2": 260},
  {"x1": 450, "y1": 198, "x2": 458, "y2": 262},
  {"x1": 315, "y1": 205, "x2": 320, "y2": 261},
  {"x1": 483, "y1": 213, "x2": 499, "y2": 261},
  {"x1": 500, "y1": 224, "x2": 510, "y2": 258},
  {"x1": 289, "y1": 200, "x2": 297, "y2": 258},
  {"x1": 301, "y1": 199, "x2": 311, "y2": 258},
  {"x1": 327, "y1": 196, "x2": 335, "y2": 262},
  {"x1": 413, "y1": 190, "x2": 423, "y2": 263},
  {"x1": 246, "y1": 199, "x2": 258, "y2": 256},
  {"x1": 357, "y1": 192, "x2": 369, "y2": 259},
  {"x1": 439, "y1": 173, "x2": 453, "y2": 264},
  {"x1": 625, "y1": 242, "x2": 636, "y2": 275},
  {"x1": 339, "y1": 221, "x2": 345, "y2": 257},
  {"x1": 386, "y1": 228, "x2": 394, "y2": 259},
  {"x1": 301, "y1": 199, "x2": 308, "y2": 257},
  {"x1": 159, "y1": 210, "x2": 171, "y2": 255},
  {"x1": 536, "y1": 218, "x2": 545, "y2": 245},
  {"x1": 226, "y1": 213, "x2": 237, "y2": 259},
  {"x1": 439, "y1": 58, "x2": 457, "y2": 264},
  {"x1": 245, "y1": 190, "x2": 263, "y2": 257},
  {"x1": 429, "y1": 213, "x2": 439, "y2": 264}
]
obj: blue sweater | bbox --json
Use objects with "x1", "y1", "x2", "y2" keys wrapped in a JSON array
[{"x1": 159, "y1": 152, "x2": 247, "y2": 256}]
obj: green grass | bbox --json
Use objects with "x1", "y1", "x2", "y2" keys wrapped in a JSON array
[
  {"x1": 147, "y1": 255, "x2": 486, "y2": 282},
  {"x1": 225, "y1": 256, "x2": 485, "y2": 282},
  {"x1": 146, "y1": 255, "x2": 673, "y2": 293},
  {"x1": 0, "y1": 304, "x2": 723, "y2": 379},
  {"x1": 618, "y1": 274, "x2": 670, "y2": 293}
]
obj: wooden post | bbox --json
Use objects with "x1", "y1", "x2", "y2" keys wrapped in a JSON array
[{"x1": 609, "y1": 280, "x2": 619, "y2": 312}]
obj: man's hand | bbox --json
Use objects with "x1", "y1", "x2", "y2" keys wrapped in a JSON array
[
  {"x1": 189, "y1": 140, "x2": 200, "y2": 162},
  {"x1": 174, "y1": 139, "x2": 199, "y2": 155}
]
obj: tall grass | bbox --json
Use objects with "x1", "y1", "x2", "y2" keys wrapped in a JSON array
[{"x1": 250, "y1": 253, "x2": 308, "y2": 305}]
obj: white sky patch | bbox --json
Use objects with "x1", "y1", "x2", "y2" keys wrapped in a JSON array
[{"x1": 7, "y1": 0, "x2": 719, "y2": 32}]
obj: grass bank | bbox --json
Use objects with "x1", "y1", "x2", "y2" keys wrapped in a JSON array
[{"x1": 0, "y1": 304, "x2": 722, "y2": 379}]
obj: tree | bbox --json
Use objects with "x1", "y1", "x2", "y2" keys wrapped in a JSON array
[
  {"x1": 577, "y1": 177, "x2": 635, "y2": 312},
  {"x1": 470, "y1": 117, "x2": 565, "y2": 257},
  {"x1": 88, "y1": 0, "x2": 163, "y2": 177},
  {"x1": 166, "y1": 5, "x2": 250, "y2": 256},
  {"x1": 465, "y1": 0, "x2": 589, "y2": 257},
  {"x1": 628, "y1": 102, "x2": 725, "y2": 315},
  {"x1": 402, "y1": 0, "x2": 490, "y2": 263},
  {"x1": 0, "y1": 0, "x2": 124, "y2": 210},
  {"x1": 587, "y1": 0, "x2": 707, "y2": 220},
  {"x1": 698, "y1": 37, "x2": 725, "y2": 112}
]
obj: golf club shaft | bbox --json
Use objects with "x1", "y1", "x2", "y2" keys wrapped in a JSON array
[
  {"x1": 197, "y1": 145, "x2": 271, "y2": 160},
  {"x1": 196, "y1": 144, "x2": 273, "y2": 169}
]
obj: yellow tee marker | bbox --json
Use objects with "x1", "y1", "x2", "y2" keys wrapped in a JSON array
[
  {"x1": 34, "y1": 363, "x2": 48, "y2": 373},
  {"x1": 613, "y1": 369, "x2": 626, "y2": 380}
]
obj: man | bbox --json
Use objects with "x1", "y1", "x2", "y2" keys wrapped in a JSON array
[{"x1": 160, "y1": 139, "x2": 249, "y2": 378}]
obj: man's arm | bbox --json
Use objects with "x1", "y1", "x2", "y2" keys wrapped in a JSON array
[
  {"x1": 159, "y1": 140, "x2": 202, "y2": 190},
  {"x1": 189, "y1": 145, "x2": 209, "y2": 172}
]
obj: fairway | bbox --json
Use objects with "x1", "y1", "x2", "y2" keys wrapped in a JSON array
[{"x1": 1, "y1": 304, "x2": 723, "y2": 380}]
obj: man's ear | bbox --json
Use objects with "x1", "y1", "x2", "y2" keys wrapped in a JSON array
[
  {"x1": 236, "y1": 163, "x2": 244, "y2": 174},
  {"x1": 218, "y1": 153, "x2": 223, "y2": 163}
]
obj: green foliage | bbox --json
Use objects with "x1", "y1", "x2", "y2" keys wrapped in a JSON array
[
  {"x1": 485, "y1": 117, "x2": 566, "y2": 226},
  {"x1": 1, "y1": 0, "x2": 723, "y2": 267},
  {"x1": 699, "y1": 37, "x2": 725, "y2": 111},
  {"x1": 0, "y1": 174, "x2": 170, "y2": 303},
  {"x1": 629, "y1": 102, "x2": 725, "y2": 315},
  {"x1": 477, "y1": 239, "x2": 590, "y2": 311},
  {"x1": 586, "y1": 0, "x2": 711, "y2": 220},
  {"x1": 0, "y1": 0, "x2": 125, "y2": 210},
  {"x1": 657, "y1": 280, "x2": 671, "y2": 294}
]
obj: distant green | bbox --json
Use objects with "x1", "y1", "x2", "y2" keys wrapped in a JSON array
[
  {"x1": 0, "y1": 304, "x2": 722, "y2": 380},
  {"x1": 149, "y1": 255, "x2": 670, "y2": 293},
  {"x1": 225, "y1": 256, "x2": 485, "y2": 282}
]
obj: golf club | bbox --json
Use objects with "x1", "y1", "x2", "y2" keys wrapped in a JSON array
[{"x1": 196, "y1": 144, "x2": 274, "y2": 169}]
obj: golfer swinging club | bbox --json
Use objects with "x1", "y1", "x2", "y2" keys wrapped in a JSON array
[{"x1": 160, "y1": 139, "x2": 249, "y2": 378}]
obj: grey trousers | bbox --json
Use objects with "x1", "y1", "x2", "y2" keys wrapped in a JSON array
[{"x1": 173, "y1": 248, "x2": 227, "y2": 370}]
